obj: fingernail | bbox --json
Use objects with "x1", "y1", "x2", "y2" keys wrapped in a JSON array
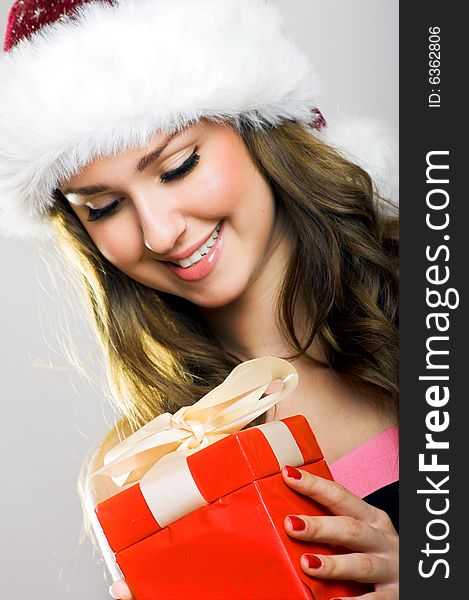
[
  {"x1": 109, "y1": 585, "x2": 119, "y2": 599},
  {"x1": 288, "y1": 515, "x2": 306, "y2": 531},
  {"x1": 284, "y1": 465, "x2": 302, "y2": 480},
  {"x1": 304, "y1": 554, "x2": 322, "y2": 569}
]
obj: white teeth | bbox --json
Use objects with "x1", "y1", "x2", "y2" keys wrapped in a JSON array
[
  {"x1": 178, "y1": 258, "x2": 192, "y2": 268},
  {"x1": 173, "y1": 223, "x2": 221, "y2": 268}
]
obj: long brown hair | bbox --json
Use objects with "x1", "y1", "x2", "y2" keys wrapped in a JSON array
[{"x1": 50, "y1": 119, "x2": 399, "y2": 433}]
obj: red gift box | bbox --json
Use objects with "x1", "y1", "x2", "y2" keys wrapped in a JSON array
[{"x1": 95, "y1": 415, "x2": 368, "y2": 600}]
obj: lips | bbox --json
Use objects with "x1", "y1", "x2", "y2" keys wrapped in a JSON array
[
  {"x1": 171, "y1": 222, "x2": 222, "y2": 268},
  {"x1": 161, "y1": 220, "x2": 225, "y2": 282},
  {"x1": 163, "y1": 221, "x2": 222, "y2": 263}
]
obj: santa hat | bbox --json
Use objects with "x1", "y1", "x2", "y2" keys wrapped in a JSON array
[{"x1": 0, "y1": 0, "x2": 398, "y2": 241}]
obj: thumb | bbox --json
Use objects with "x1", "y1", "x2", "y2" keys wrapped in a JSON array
[{"x1": 109, "y1": 580, "x2": 133, "y2": 600}]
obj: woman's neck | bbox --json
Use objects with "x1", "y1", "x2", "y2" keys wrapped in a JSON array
[
  {"x1": 198, "y1": 225, "x2": 397, "y2": 462},
  {"x1": 202, "y1": 279, "x2": 396, "y2": 461}
]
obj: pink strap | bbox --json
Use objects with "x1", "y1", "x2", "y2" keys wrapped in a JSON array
[{"x1": 328, "y1": 426, "x2": 399, "y2": 499}]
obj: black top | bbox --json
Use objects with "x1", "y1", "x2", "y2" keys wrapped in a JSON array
[{"x1": 364, "y1": 481, "x2": 399, "y2": 533}]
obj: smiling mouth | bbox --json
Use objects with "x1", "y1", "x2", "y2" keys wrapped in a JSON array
[{"x1": 170, "y1": 222, "x2": 222, "y2": 268}]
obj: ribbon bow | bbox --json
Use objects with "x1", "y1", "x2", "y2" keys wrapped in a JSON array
[{"x1": 94, "y1": 356, "x2": 298, "y2": 488}]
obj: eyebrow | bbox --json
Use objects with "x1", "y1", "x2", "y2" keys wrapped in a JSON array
[
  {"x1": 62, "y1": 130, "x2": 183, "y2": 197},
  {"x1": 135, "y1": 130, "x2": 182, "y2": 172}
]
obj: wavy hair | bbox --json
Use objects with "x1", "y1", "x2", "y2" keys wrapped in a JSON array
[{"x1": 50, "y1": 120, "x2": 399, "y2": 435}]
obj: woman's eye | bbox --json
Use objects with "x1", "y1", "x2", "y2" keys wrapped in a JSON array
[
  {"x1": 160, "y1": 148, "x2": 200, "y2": 183},
  {"x1": 87, "y1": 198, "x2": 122, "y2": 222},
  {"x1": 84, "y1": 149, "x2": 199, "y2": 222}
]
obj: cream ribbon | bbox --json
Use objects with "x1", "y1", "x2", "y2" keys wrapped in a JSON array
[
  {"x1": 140, "y1": 419, "x2": 305, "y2": 529},
  {"x1": 256, "y1": 420, "x2": 305, "y2": 468},
  {"x1": 94, "y1": 356, "x2": 298, "y2": 488}
]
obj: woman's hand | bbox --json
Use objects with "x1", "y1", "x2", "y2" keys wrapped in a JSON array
[
  {"x1": 108, "y1": 466, "x2": 398, "y2": 600},
  {"x1": 282, "y1": 465, "x2": 399, "y2": 599},
  {"x1": 109, "y1": 580, "x2": 133, "y2": 600}
]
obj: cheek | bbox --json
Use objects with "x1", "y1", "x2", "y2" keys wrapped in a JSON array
[
  {"x1": 194, "y1": 139, "x2": 265, "y2": 215},
  {"x1": 87, "y1": 218, "x2": 142, "y2": 266}
]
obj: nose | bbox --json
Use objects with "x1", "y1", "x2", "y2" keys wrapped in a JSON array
[{"x1": 134, "y1": 189, "x2": 187, "y2": 256}]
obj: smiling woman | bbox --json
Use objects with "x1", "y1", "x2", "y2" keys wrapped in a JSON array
[
  {"x1": 57, "y1": 123, "x2": 280, "y2": 306},
  {"x1": 0, "y1": 1, "x2": 398, "y2": 599}
]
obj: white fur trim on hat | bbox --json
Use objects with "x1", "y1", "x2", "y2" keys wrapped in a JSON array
[
  {"x1": 0, "y1": 0, "x2": 319, "y2": 240},
  {"x1": 320, "y1": 114, "x2": 399, "y2": 212},
  {"x1": 0, "y1": 0, "x2": 398, "y2": 241}
]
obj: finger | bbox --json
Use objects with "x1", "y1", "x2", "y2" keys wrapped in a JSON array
[
  {"x1": 331, "y1": 591, "x2": 398, "y2": 600},
  {"x1": 285, "y1": 514, "x2": 390, "y2": 552},
  {"x1": 282, "y1": 466, "x2": 380, "y2": 524},
  {"x1": 300, "y1": 552, "x2": 397, "y2": 584},
  {"x1": 109, "y1": 580, "x2": 133, "y2": 600}
]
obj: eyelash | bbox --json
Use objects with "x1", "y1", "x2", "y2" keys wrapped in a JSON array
[
  {"x1": 86, "y1": 148, "x2": 200, "y2": 222},
  {"x1": 160, "y1": 148, "x2": 200, "y2": 183}
]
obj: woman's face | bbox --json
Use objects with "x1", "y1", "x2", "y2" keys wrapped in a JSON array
[{"x1": 62, "y1": 122, "x2": 287, "y2": 309}]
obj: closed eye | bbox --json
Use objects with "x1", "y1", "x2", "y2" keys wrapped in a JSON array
[
  {"x1": 87, "y1": 198, "x2": 122, "y2": 222},
  {"x1": 160, "y1": 148, "x2": 200, "y2": 183},
  {"x1": 85, "y1": 148, "x2": 200, "y2": 222}
]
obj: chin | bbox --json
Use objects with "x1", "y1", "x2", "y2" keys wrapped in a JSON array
[
  {"x1": 187, "y1": 294, "x2": 239, "y2": 310},
  {"x1": 186, "y1": 283, "x2": 248, "y2": 310}
]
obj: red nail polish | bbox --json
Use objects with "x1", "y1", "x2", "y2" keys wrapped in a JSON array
[
  {"x1": 285, "y1": 465, "x2": 302, "y2": 479},
  {"x1": 304, "y1": 554, "x2": 322, "y2": 569},
  {"x1": 288, "y1": 515, "x2": 306, "y2": 531}
]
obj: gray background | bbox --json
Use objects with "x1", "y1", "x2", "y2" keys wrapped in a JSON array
[{"x1": 0, "y1": 1, "x2": 398, "y2": 598}]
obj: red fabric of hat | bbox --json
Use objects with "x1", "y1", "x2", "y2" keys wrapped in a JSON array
[
  {"x1": 4, "y1": 0, "x2": 114, "y2": 51},
  {"x1": 0, "y1": 0, "x2": 397, "y2": 241}
]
